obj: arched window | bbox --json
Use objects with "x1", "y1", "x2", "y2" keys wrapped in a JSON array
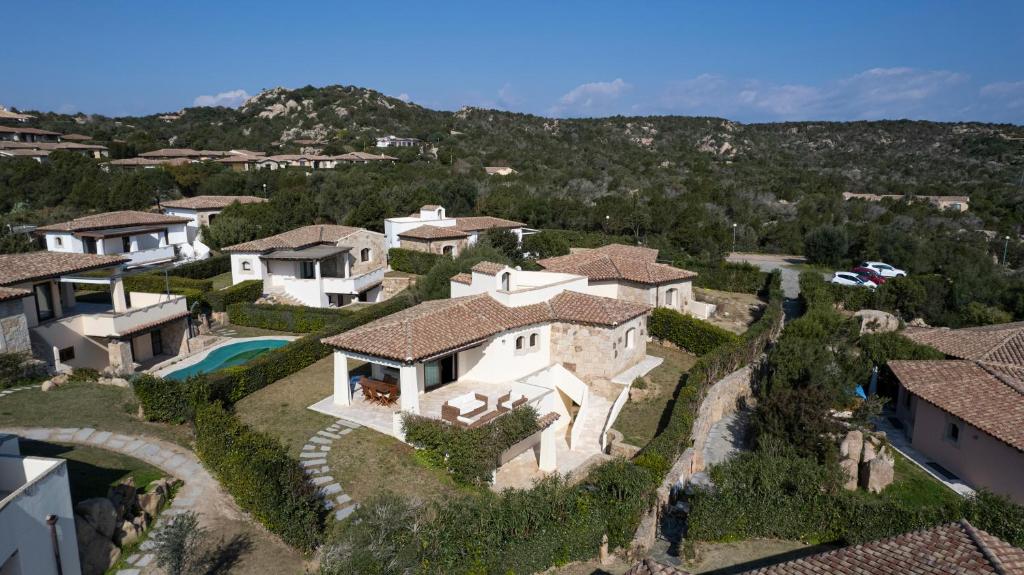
[
  {"x1": 443, "y1": 245, "x2": 455, "y2": 256},
  {"x1": 360, "y1": 248, "x2": 371, "y2": 262},
  {"x1": 529, "y1": 333, "x2": 538, "y2": 347},
  {"x1": 437, "y1": 208, "x2": 443, "y2": 219},
  {"x1": 665, "y1": 288, "x2": 677, "y2": 306},
  {"x1": 241, "y1": 261, "x2": 252, "y2": 271},
  {"x1": 501, "y1": 271, "x2": 511, "y2": 291},
  {"x1": 515, "y1": 336, "x2": 525, "y2": 350},
  {"x1": 55, "y1": 237, "x2": 63, "y2": 247},
  {"x1": 625, "y1": 328, "x2": 636, "y2": 349},
  {"x1": 946, "y1": 421, "x2": 960, "y2": 444}
]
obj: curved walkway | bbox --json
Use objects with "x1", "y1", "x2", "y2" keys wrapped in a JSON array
[
  {"x1": 299, "y1": 419, "x2": 361, "y2": 521},
  {"x1": 0, "y1": 426, "x2": 242, "y2": 575}
]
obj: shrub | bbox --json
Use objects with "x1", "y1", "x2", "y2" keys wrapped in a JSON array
[
  {"x1": 193, "y1": 402, "x2": 324, "y2": 550},
  {"x1": 0, "y1": 352, "x2": 43, "y2": 389},
  {"x1": 648, "y1": 307, "x2": 739, "y2": 355},
  {"x1": 858, "y1": 331, "x2": 945, "y2": 366},
  {"x1": 123, "y1": 274, "x2": 212, "y2": 307},
  {"x1": 203, "y1": 279, "x2": 263, "y2": 312},
  {"x1": 522, "y1": 230, "x2": 570, "y2": 259},
  {"x1": 227, "y1": 302, "x2": 352, "y2": 333},
  {"x1": 153, "y1": 511, "x2": 206, "y2": 575},
  {"x1": 803, "y1": 225, "x2": 848, "y2": 266},
  {"x1": 67, "y1": 368, "x2": 100, "y2": 384},
  {"x1": 388, "y1": 247, "x2": 442, "y2": 274},
  {"x1": 132, "y1": 373, "x2": 209, "y2": 423},
  {"x1": 166, "y1": 254, "x2": 231, "y2": 280},
  {"x1": 402, "y1": 406, "x2": 540, "y2": 485},
  {"x1": 688, "y1": 260, "x2": 766, "y2": 294}
]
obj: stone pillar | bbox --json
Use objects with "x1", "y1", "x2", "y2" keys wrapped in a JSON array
[
  {"x1": 107, "y1": 340, "x2": 133, "y2": 376},
  {"x1": 161, "y1": 318, "x2": 190, "y2": 356},
  {"x1": 399, "y1": 364, "x2": 420, "y2": 414},
  {"x1": 333, "y1": 351, "x2": 352, "y2": 406},
  {"x1": 539, "y1": 425, "x2": 557, "y2": 472},
  {"x1": 111, "y1": 278, "x2": 129, "y2": 312}
]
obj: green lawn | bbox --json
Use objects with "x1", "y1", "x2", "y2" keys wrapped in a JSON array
[
  {"x1": 612, "y1": 343, "x2": 698, "y2": 446},
  {"x1": 876, "y1": 450, "x2": 962, "y2": 508},
  {"x1": 18, "y1": 439, "x2": 165, "y2": 503},
  {"x1": 210, "y1": 271, "x2": 234, "y2": 290},
  {"x1": 0, "y1": 382, "x2": 192, "y2": 447}
]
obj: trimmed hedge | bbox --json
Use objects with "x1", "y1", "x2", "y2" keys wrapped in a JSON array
[
  {"x1": 226, "y1": 302, "x2": 353, "y2": 333},
  {"x1": 388, "y1": 247, "x2": 442, "y2": 274},
  {"x1": 123, "y1": 274, "x2": 211, "y2": 307},
  {"x1": 688, "y1": 260, "x2": 767, "y2": 294},
  {"x1": 193, "y1": 402, "x2": 324, "y2": 550},
  {"x1": 648, "y1": 307, "x2": 740, "y2": 355},
  {"x1": 203, "y1": 279, "x2": 263, "y2": 312},
  {"x1": 166, "y1": 254, "x2": 231, "y2": 279},
  {"x1": 402, "y1": 406, "x2": 541, "y2": 485}
]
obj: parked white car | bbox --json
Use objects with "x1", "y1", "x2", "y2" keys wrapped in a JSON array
[
  {"x1": 831, "y1": 271, "x2": 877, "y2": 289},
  {"x1": 860, "y1": 261, "x2": 907, "y2": 278}
]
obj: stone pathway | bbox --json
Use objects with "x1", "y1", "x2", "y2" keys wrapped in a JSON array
[
  {"x1": 0, "y1": 426, "x2": 241, "y2": 575},
  {"x1": 0, "y1": 383, "x2": 42, "y2": 398},
  {"x1": 300, "y1": 418, "x2": 361, "y2": 521}
]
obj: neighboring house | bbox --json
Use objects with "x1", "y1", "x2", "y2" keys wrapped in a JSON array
[
  {"x1": 103, "y1": 157, "x2": 191, "y2": 171},
  {"x1": 0, "y1": 434, "x2": 81, "y2": 575},
  {"x1": 375, "y1": 135, "x2": 420, "y2": 148},
  {"x1": 36, "y1": 211, "x2": 192, "y2": 268},
  {"x1": 889, "y1": 320, "x2": 1024, "y2": 504},
  {"x1": 137, "y1": 148, "x2": 227, "y2": 161},
  {"x1": 160, "y1": 195, "x2": 267, "y2": 243},
  {"x1": 842, "y1": 192, "x2": 971, "y2": 212},
  {"x1": 59, "y1": 133, "x2": 92, "y2": 142},
  {"x1": 316, "y1": 261, "x2": 659, "y2": 477},
  {"x1": 626, "y1": 520, "x2": 1024, "y2": 574},
  {"x1": 0, "y1": 148, "x2": 50, "y2": 162},
  {"x1": 484, "y1": 166, "x2": 517, "y2": 176},
  {"x1": 0, "y1": 126, "x2": 61, "y2": 143},
  {"x1": 224, "y1": 224, "x2": 388, "y2": 307},
  {"x1": 0, "y1": 287, "x2": 32, "y2": 353},
  {"x1": 334, "y1": 151, "x2": 397, "y2": 164},
  {"x1": 537, "y1": 244, "x2": 715, "y2": 319},
  {"x1": 384, "y1": 205, "x2": 530, "y2": 254},
  {"x1": 0, "y1": 141, "x2": 108, "y2": 159},
  {"x1": 0, "y1": 252, "x2": 191, "y2": 375},
  {"x1": 0, "y1": 106, "x2": 34, "y2": 122}
]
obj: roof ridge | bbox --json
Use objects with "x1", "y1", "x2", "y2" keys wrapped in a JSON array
[
  {"x1": 960, "y1": 519, "x2": 1009, "y2": 575},
  {"x1": 976, "y1": 361, "x2": 1024, "y2": 396}
]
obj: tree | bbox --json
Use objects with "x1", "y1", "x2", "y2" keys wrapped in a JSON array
[
  {"x1": 481, "y1": 228, "x2": 522, "y2": 264},
  {"x1": 153, "y1": 511, "x2": 206, "y2": 575},
  {"x1": 803, "y1": 225, "x2": 849, "y2": 266},
  {"x1": 522, "y1": 231, "x2": 570, "y2": 259}
]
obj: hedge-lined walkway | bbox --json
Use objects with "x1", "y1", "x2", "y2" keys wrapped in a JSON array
[
  {"x1": 0, "y1": 426, "x2": 238, "y2": 575},
  {"x1": 300, "y1": 419, "x2": 362, "y2": 521}
]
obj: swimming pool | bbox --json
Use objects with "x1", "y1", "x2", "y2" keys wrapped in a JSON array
[{"x1": 163, "y1": 338, "x2": 291, "y2": 380}]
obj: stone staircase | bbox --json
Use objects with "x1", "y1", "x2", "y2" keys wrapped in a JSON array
[
  {"x1": 571, "y1": 392, "x2": 612, "y2": 455},
  {"x1": 256, "y1": 290, "x2": 304, "y2": 306}
]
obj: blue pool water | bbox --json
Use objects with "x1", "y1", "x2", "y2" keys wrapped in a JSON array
[{"x1": 165, "y1": 339, "x2": 290, "y2": 380}]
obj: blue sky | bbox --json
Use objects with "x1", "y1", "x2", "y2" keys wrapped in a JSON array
[{"x1": 4, "y1": 1, "x2": 1024, "y2": 123}]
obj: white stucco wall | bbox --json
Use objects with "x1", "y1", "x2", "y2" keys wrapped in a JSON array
[
  {"x1": 230, "y1": 253, "x2": 265, "y2": 285},
  {"x1": 43, "y1": 232, "x2": 81, "y2": 253},
  {"x1": 457, "y1": 324, "x2": 552, "y2": 383},
  {"x1": 0, "y1": 456, "x2": 81, "y2": 575}
]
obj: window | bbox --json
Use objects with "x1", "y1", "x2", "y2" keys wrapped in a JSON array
[
  {"x1": 443, "y1": 245, "x2": 455, "y2": 256},
  {"x1": 515, "y1": 336, "x2": 525, "y2": 350},
  {"x1": 84, "y1": 237, "x2": 98, "y2": 254},
  {"x1": 625, "y1": 328, "x2": 636, "y2": 350},
  {"x1": 665, "y1": 288, "x2": 677, "y2": 306},
  {"x1": 33, "y1": 283, "x2": 54, "y2": 322},
  {"x1": 360, "y1": 248, "x2": 371, "y2": 262},
  {"x1": 58, "y1": 346, "x2": 75, "y2": 362},
  {"x1": 529, "y1": 333, "x2": 539, "y2": 347},
  {"x1": 501, "y1": 271, "x2": 511, "y2": 291},
  {"x1": 122, "y1": 236, "x2": 131, "y2": 252},
  {"x1": 436, "y1": 208, "x2": 443, "y2": 219},
  {"x1": 946, "y1": 421, "x2": 960, "y2": 444},
  {"x1": 54, "y1": 237, "x2": 63, "y2": 247},
  {"x1": 299, "y1": 261, "x2": 316, "y2": 279},
  {"x1": 241, "y1": 261, "x2": 252, "y2": 272}
]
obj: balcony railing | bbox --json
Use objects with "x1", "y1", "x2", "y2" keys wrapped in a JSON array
[
  {"x1": 37, "y1": 294, "x2": 188, "y2": 339},
  {"x1": 123, "y1": 245, "x2": 176, "y2": 267}
]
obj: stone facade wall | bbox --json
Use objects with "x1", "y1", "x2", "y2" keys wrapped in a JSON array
[
  {"x1": 380, "y1": 275, "x2": 414, "y2": 301},
  {"x1": 616, "y1": 282, "x2": 654, "y2": 306},
  {"x1": 346, "y1": 229, "x2": 388, "y2": 277},
  {"x1": 550, "y1": 315, "x2": 647, "y2": 382},
  {"x1": 107, "y1": 341, "x2": 133, "y2": 376},
  {"x1": 0, "y1": 300, "x2": 30, "y2": 353},
  {"x1": 688, "y1": 364, "x2": 753, "y2": 473},
  {"x1": 399, "y1": 237, "x2": 467, "y2": 256},
  {"x1": 159, "y1": 318, "x2": 191, "y2": 357}
]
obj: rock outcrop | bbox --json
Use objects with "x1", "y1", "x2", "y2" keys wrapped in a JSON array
[
  {"x1": 854, "y1": 310, "x2": 900, "y2": 334},
  {"x1": 838, "y1": 429, "x2": 894, "y2": 493}
]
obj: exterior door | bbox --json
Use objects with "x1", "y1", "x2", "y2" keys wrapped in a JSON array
[
  {"x1": 424, "y1": 360, "x2": 442, "y2": 390},
  {"x1": 33, "y1": 283, "x2": 54, "y2": 322},
  {"x1": 151, "y1": 330, "x2": 164, "y2": 356}
]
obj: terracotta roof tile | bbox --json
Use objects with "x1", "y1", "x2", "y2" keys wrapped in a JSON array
[
  {"x1": 453, "y1": 216, "x2": 525, "y2": 232},
  {"x1": 0, "y1": 286, "x2": 31, "y2": 302},
  {"x1": 161, "y1": 195, "x2": 267, "y2": 210},
  {"x1": 223, "y1": 224, "x2": 363, "y2": 253},
  {"x1": 903, "y1": 322, "x2": 1024, "y2": 366},
  {"x1": 137, "y1": 148, "x2": 209, "y2": 158},
  {"x1": 538, "y1": 244, "x2": 696, "y2": 285},
  {"x1": 36, "y1": 211, "x2": 190, "y2": 233},
  {"x1": 397, "y1": 225, "x2": 469, "y2": 240},
  {"x1": 0, "y1": 252, "x2": 127, "y2": 285},
  {"x1": 889, "y1": 360, "x2": 1024, "y2": 451},
  {"x1": 113, "y1": 310, "x2": 190, "y2": 338},
  {"x1": 744, "y1": 520, "x2": 1024, "y2": 574},
  {"x1": 450, "y1": 273, "x2": 472, "y2": 285},
  {"x1": 322, "y1": 291, "x2": 649, "y2": 362},
  {"x1": 471, "y1": 261, "x2": 507, "y2": 276}
]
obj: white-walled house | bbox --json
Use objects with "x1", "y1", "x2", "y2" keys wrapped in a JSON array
[
  {"x1": 384, "y1": 205, "x2": 531, "y2": 256},
  {"x1": 0, "y1": 252, "x2": 191, "y2": 375},
  {"x1": 160, "y1": 195, "x2": 268, "y2": 244},
  {"x1": 537, "y1": 244, "x2": 716, "y2": 319},
  {"x1": 36, "y1": 211, "x2": 192, "y2": 269},
  {"x1": 0, "y1": 435, "x2": 81, "y2": 575},
  {"x1": 224, "y1": 225, "x2": 388, "y2": 307},
  {"x1": 375, "y1": 135, "x2": 420, "y2": 148},
  {"x1": 313, "y1": 261, "x2": 662, "y2": 479}
]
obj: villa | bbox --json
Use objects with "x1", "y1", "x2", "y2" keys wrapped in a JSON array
[
  {"x1": 384, "y1": 205, "x2": 530, "y2": 256},
  {"x1": 889, "y1": 321, "x2": 1024, "y2": 504},
  {"x1": 314, "y1": 261, "x2": 664, "y2": 479},
  {"x1": 375, "y1": 135, "x2": 420, "y2": 148},
  {"x1": 160, "y1": 195, "x2": 268, "y2": 244},
  {"x1": 537, "y1": 244, "x2": 715, "y2": 318},
  {"x1": 0, "y1": 252, "x2": 191, "y2": 375},
  {"x1": 36, "y1": 211, "x2": 196, "y2": 268},
  {"x1": 224, "y1": 224, "x2": 388, "y2": 307}
]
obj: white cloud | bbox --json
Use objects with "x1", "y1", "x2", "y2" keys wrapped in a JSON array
[
  {"x1": 980, "y1": 80, "x2": 1024, "y2": 110},
  {"x1": 193, "y1": 89, "x2": 250, "y2": 108},
  {"x1": 550, "y1": 78, "x2": 631, "y2": 116},
  {"x1": 395, "y1": 93, "x2": 412, "y2": 103}
]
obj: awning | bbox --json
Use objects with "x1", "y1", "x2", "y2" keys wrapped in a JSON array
[
  {"x1": 262, "y1": 245, "x2": 350, "y2": 261},
  {"x1": 77, "y1": 225, "x2": 169, "y2": 239}
]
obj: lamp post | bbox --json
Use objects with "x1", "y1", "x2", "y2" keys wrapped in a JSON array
[
  {"x1": 262, "y1": 183, "x2": 267, "y2": 196},
  {"x1": 732, "y1": 223, "x2": 738, "y2": 253},
  {"x1": 1004, "y1": 236, "x2": 1010, "y2": 266}
]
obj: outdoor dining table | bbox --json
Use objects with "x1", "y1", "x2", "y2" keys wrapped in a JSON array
[{"x1": 360, "y1": 377, "x2": 400, "y2": 405}]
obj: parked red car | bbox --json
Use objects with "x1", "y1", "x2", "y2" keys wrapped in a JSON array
[{"x1": 851, "y1": 266, "x2": 887, "y2": 285}]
